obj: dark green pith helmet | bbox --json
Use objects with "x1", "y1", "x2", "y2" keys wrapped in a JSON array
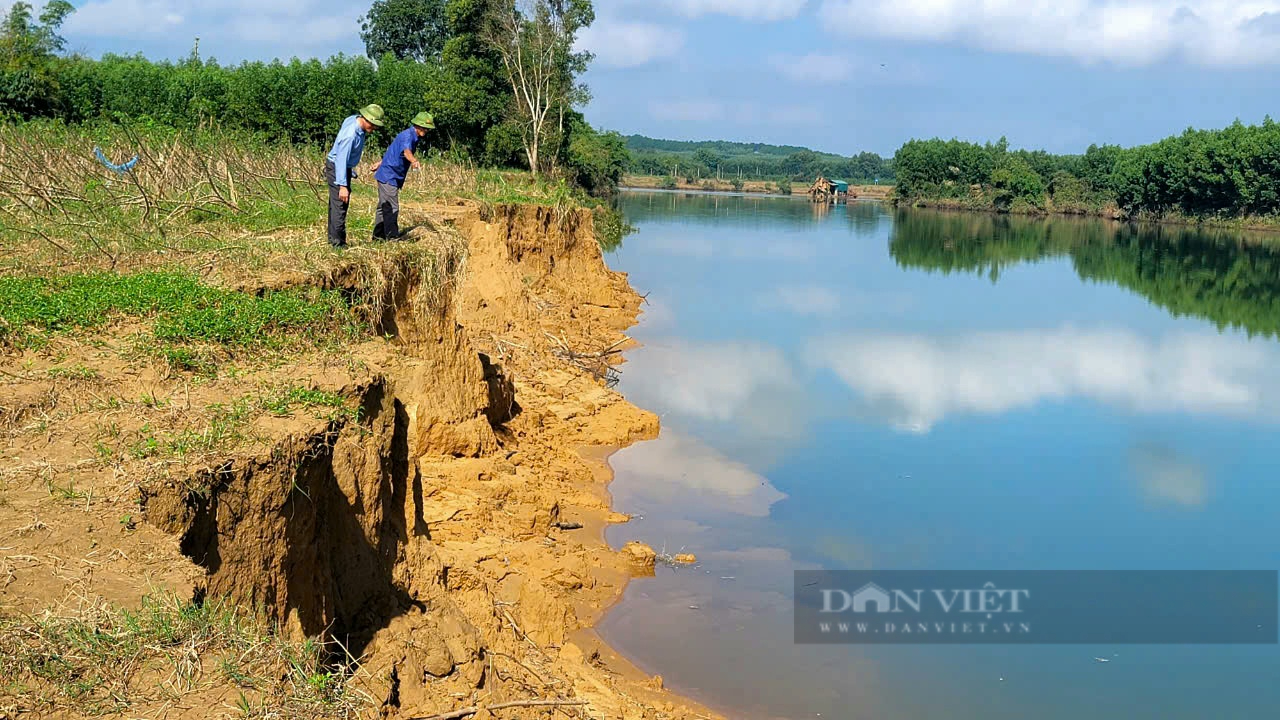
[{"x1": 359, "y1": 104, "x2": 386, "y2": 127}]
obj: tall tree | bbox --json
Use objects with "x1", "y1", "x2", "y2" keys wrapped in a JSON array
[
  {"x1": 483, "y1": 0, "x2": 594, "y2": 175},
  {"x1": 1, "y1": 0, "x2": 75, "y2": 117},
  {"x1": 360, "y1": 0, "x2": 449, "y2": 62},
  {"x1": 1, "y1": 0, "x2": 74, "y2": 63},
  {"x1": 423, "y1": 0, "x2": 511, "y2": 155}
]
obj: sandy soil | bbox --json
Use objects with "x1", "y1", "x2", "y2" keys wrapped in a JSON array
[{"x1": 0, "y1": 203, "x2": 719, "y2": 720}]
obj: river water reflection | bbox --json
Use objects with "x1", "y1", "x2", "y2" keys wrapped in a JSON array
[{"x1": 600, "y1": 191, "x2": 1280, "y2": 720}]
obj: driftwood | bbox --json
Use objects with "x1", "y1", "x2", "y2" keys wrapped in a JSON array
[
  {"x1": 544, "y1": 333, "x2": 627, "y2": 388},
  {"x1": 409, "y1": 698, "x2": 589, "y2": 720}
]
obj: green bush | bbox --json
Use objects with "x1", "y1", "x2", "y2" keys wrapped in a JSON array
[
  {"x1": 991, "y1": 154, "x2": 1044, "y2": 210},
  {"x1": 591, "y1": 206, "x2": 634, "y2": 252},
  {"x1": 566, "y1": 121, "x2": 628, "y2": 196}
]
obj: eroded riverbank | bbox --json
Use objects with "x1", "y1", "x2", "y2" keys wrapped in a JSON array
[{"x1": 0, "y1": 202, "x2": 717, "y2": 720}]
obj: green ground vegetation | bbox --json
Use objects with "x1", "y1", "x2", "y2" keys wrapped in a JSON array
[
  {"x1": 88, "y1": 382, "x2": 359, "y2": 465},
  {"x1": 0, "y1": 272, "x2": 357, "y2": 351}
]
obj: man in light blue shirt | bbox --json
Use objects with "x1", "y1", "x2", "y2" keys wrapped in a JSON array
[
  {"x1": 324, "y1": 104, "x2": 385, "y2": 248},
  {"x1": 373, "y1": 111, "x2": 434, "y2": 241}
]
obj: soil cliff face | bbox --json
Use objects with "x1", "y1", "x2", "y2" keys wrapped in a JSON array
[{"x1": 135, "y1": 205, "x2": 707, "y2": 720}]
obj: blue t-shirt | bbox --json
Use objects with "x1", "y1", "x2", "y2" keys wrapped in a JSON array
[
  {"x1": 374, "y1": 128, "x2": 420, "y2": 187},
  {"x1": 325, "y1": 115, "x2": 367, "y2": 188}
]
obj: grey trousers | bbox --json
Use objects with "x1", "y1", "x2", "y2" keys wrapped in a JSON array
[
  {"x1": 373, "y1": 181, "x2": 401, "y2": 240},
  {"x1": 324, "y1": 160, "x2": 351, "y2": 247}
]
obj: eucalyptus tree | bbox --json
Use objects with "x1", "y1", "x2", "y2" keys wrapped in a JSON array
[{"x1": 484, "y1": 0, "x2": 594, "y2": 175}]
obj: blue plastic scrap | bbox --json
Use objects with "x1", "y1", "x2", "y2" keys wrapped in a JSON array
[{"x1": 94, "y1": 147, "x2": 139, "y2": 174}]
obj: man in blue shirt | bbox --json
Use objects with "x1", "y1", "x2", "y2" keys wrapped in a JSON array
[
  {"x1": 373, "y1": 111, "x2": 435, "y2": 241},
  {"x1": 324, "y1": 104, "x2": 385, "y2": 248}
]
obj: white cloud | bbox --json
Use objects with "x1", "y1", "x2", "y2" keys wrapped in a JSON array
[
  {"x1": 1130, "y1": 443, "x2": 1210, "y2": 507},
  {"x1": 760, "y1": 284, "x2": 842, "y2": 316},
  {"x1": 65, "y1": 0, "x2": 183, "y2": 34},
  {"x1": 623, "y1": 339, "x2": 799, "y2": 425},
  {"x1": 609, "y1": 430, "x2": 787, "y2": 517},
  {"x1": 820, "y1": 0, "x2": 1280, "y2": 67},
  {"x1": 578, "y1": 19, "x2": 684, "y2": 67},
  {"x1": 768, "y1": 52, "x2": 855, "y2": 84},
  {"x1": 619, "y1": 338, "x2": 813, "y2": 466},
  {"x1": 619, "y1": 0, "x2": 805, "y2": 21},
  {"x1": 809, "y1": 328, "x2": 1280, "y2": 432}
]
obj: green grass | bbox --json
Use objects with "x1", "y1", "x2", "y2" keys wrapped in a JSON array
[
  {"x1": 88, "y1": 385, "x2": 358, "y2": 467},
  {"x1": 45, "y1": 365, "x2": 100, "y2": 381},
  {"x1": 110, "y1": 397, "x2": 256, "y2": 463},
  {"x1": 0, "y1": 271, "x2": 361, "y2": 352},
  {"x1": 0, "y1": 592, "x2": 371, "y2": 717},
  {"x1": 262, "y1": 386, "x2": 356, "y2": 422}
]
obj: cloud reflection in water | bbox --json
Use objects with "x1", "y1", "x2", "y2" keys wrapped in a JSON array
[{"x1": 809, "y1": 328, "x2": 1277, "y2": 432}]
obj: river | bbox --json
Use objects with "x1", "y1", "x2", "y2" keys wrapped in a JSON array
[{"x1": 599, "y1": 191, "x2": 1280, "y2": 720}]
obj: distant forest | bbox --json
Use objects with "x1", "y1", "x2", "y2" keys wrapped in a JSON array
[
  {"x1": 893, "y1": 119, "x2": 1280, "y2": 222},
  {"x1": 625, "y1": 134, "x2": 895, "y2": 184}
]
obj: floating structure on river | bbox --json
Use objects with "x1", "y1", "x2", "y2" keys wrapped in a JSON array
[{"x1": 809, "y1": 176, "x2": 854, "y2": 204}]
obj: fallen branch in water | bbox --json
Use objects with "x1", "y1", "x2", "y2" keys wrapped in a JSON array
[{"x1": 409, "y1": 698, "x2": 589, "y2": 720}]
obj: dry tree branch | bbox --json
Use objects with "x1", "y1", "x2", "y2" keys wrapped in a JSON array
[{"x1": 543, "y1": 332, "x2": 625, "y2": 387}]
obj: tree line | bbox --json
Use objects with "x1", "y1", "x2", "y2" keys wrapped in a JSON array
[
  {"x1": 892, "y1": 119, "x2": 1280, "y2": 221},
  {"x1": 625, "y1": 135, "x2": 813, "y2": 157},
  {"x1": 0, "y1": 0, "x2": 629, "y2": 195},
  {"x1": 890, "y1": 209, "x2": 1280, "y2": 337}
]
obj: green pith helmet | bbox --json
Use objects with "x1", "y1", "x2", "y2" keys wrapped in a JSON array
[
  {"x1": 411, "y1": 111, "x2": 435, "y2": 129},
  {"x1": 359, "y1": 104, "x2": 386, "y2": 127}
]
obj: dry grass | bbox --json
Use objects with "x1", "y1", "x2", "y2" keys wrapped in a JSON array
[
  {"x1": 0, "y1": 123, "x2": 471, "y2": 305},
  {"x1": 0, "y1": 123, "x2": 479, "y2": 377},
  {"x1": 0, "y1": 123, "x2": 322, "y2": 270},
  {"x1": 0, "y1": 592, "x2": 374, "y2": 718}
]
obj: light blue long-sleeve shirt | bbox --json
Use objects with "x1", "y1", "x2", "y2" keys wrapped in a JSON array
[{"x1": 326, "y1": 115, "x2": 367, "y2": 188}]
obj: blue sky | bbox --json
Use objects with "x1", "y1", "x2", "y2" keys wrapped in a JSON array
[{"x1": 13, "y1": 0, "x2": 1280, "y2": 156}]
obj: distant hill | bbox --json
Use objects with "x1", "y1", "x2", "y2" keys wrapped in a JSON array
[
  {"x1": 624, "y1": 135, "x2": 819, "y2": 158},
  {"x1": 624, "y1": 134, "x2": 894, "y2": 183}
]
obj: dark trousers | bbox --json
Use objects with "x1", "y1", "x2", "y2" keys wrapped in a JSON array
[
  {"x1": 324, "y1": 160, "x2": 350, "y2": 247},
  {"x1": 373, "y1": 181, "x2": 401, "y2": 240}
]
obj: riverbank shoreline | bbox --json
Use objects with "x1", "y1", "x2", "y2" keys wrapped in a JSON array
[
  {"x1": 0, "y1": 200, "x2": 720, "y2": 720},
  {"x1": 899, "y1": 195, "x2": 1280, "y2": 236},
  {"x1": 623, "y1": 174, "x2": 894, "y2": 200}
]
